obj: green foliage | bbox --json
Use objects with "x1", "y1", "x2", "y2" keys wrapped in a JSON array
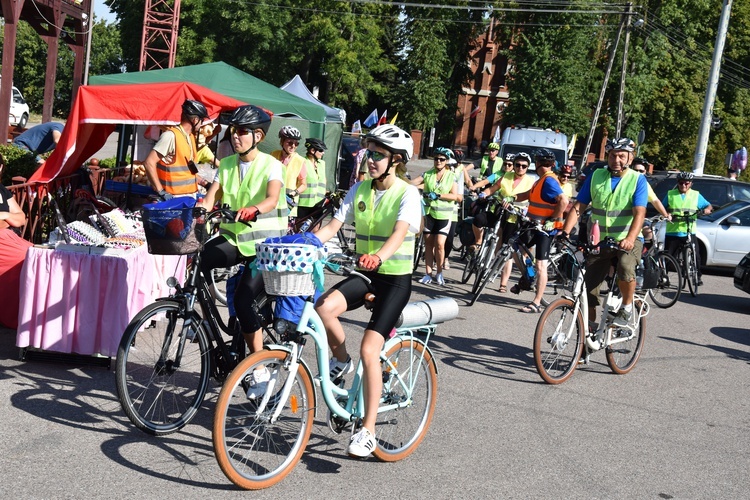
[
  {"x1": 98, "y1": 157, "x2": 119, "y2": 169},
  {"x1": 0, "y1": 145, "x2": 39, "y2": 184}
]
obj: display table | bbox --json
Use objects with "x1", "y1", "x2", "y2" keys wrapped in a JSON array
[{"x1": 16, "y1": 245, "x2": 186, "y2": 357}]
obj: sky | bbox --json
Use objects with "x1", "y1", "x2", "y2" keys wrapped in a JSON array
[{"x1": 94, "y1": 0, "x2": 117, "y2": 24}]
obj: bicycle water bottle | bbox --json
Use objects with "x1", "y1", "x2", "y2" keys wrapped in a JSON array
[
  {"x1": 525, "y1": 257, "x2": 536, "y2": 280},
  {"x1": 636, "y1": 259, "x2": 644, "y2": 290},
  {"x1": 299, "y1": 219, "x2": 312, "y2": 233}
]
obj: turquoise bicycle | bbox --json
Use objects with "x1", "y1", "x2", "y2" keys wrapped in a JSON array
[{"x1": 212, "y1": 254, "x2": 455, "y2": 489}]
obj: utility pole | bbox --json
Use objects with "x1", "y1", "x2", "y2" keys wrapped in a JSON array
[
  {"x1": 580, "y1": 13, "x2": 626, "y2": 167},
  {"x1": 615, "y1": 3, "x2": 633, "y2": 137},
  {"x1": 693, "y1": 0, "x2": 733, "y2": 176}
]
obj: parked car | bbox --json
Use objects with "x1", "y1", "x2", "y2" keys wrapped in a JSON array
[
  {"x1": 336, "y1": 134, "x2": 361, "y2": 191},
  {"x1": 647, "y1": 172, "x2": 750, "y2": 217},
  {"x1": 499, "y1": 126, "x2": 568, "y2": 181},
  {"x1": 575, "y1": 160, "x2": 607, "y2": 192},
  {"x1": 7, "y1": 85, "x2": 30, "y2": 128},
  {"x1": 690, "y1": 200, "x2": 750, "y2": 268},
  {"x1": 733, "y1": 251, "x2": 750, "y2": 294}
]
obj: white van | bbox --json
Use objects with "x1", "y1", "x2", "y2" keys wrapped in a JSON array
[
  {"x1": 499, "y1": 126, "x2": 568, "y2": 179},
  {"x1": 10, "y1": 86, "x2": 30, "y2": 128}
]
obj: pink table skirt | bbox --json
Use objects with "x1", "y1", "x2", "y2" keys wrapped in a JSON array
[{"x1": 16, "y1": 246, "x2": 187, "y2": 357}]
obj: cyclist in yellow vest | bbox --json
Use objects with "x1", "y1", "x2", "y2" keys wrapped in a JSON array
[
  {"x1": 315, "y1": 124, "x2": 420, "y2": 458},
  {"x1": 411, "y1": 147, "x2": 459, "y2": 285},
  {"x1": 662, "y1": 171, "x2": 712, "y2": 285},
  {"x1": 298, "y1": 137, "x2": 328, "y2": 225},
  {"x1": 479, "y1": 142, "x2": 501, "y2": 179},
  {"x1": 198, "y1": 105, "x2": 288, "y2": 398},
  {"x1": 143, "y1": 99, "x2": 208, "y2": 200},
  {"x1": 508, "y1": 149, "x2": 568, "y2": 312},
  {"x1": 561, "y1": 137, "x2": 649, "y2": 327},
  {"x1": 270, "y1": 125, "x2": 308, "y2": 217},
  {"x1": 476, "y1": 152, "x2": 535, "y2": 292}
]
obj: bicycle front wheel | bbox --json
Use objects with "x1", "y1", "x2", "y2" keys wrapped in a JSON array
[
  {"x1": 115, "y1": 300, "x2": 210, "y2": 435},
  {"x1": 372, "y1": 338, "x2": 438, "y2": 462},
  {"x1": 533, "y1": 297, "x2": 584, "y2": 384},
  {"x1": 461, "y1": 253, "x2": 477, "y2": 284},
  {"x1": 685, "y1": 246, "x2": 700, "y2": 297},
  {"x1": 648, "y1": 252, "x2": 681, "y2": 308},
  {"x1": 605, "y1": 299, "x2": 646, "y2": 374},
  {"x1": 213, "y1": 350, "x2": 315, "y2": 490}
]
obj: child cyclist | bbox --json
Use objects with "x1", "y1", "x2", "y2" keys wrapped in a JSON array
[{"x1": 314, "y1": 124, "x2": 421, "y2": 458}]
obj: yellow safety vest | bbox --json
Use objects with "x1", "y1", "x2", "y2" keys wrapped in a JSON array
[
  {"x1": 666, "y1": 189, "x2": 700, "y2": 234},
  {"x1": 589, "y1": 168, "x2": 639, "y2": 240},
  {"x1": 422, "y1": 168, "x2": 456, "y2": 221},
  {"x1": 299, "y1": 159, "x2": 326, "y2": 208}
]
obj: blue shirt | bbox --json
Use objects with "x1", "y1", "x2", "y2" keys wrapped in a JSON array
[
  {"x1": 661, "y1": 191, "x2": 711, "y2": 237},
  {"x1": 539, "y1": 175, "x2": 564, "y2": 204},
  {"x1": 12, "y1": 122, "x2": 64, "y2": 154},
  {"x1": 576, "y1": 169, "x2": 648, "y2": 207}
]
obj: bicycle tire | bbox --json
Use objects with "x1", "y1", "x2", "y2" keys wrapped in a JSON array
[
  {"x1": 372, "y1": 338, "x2": 437, "y2": 462},
  {"x1": 461, "y1": 253, "x2": 477, "y2": 284},
  {"x1": 470, "y1": 238, "x2": 496, "y2": 296},
  {"x1": 685, "y1": 245, "x2": 699, "y2": 297},
  {"x1": 115, "y1": 300, "x2": 210, "y2": 435},
  {"x1": 213, "y1": 350, "x2": 314, "y2": 490},
  {"x1": 533, "y1": 297, "x2": 584, "y2": 384},
  {"x1": 413, "y1": 233, "x2": 425, "y2": 271},
  {"x1": 605, "y1": 299, "x2": 646, "y2": 374},
  {"x1": 648, "y1": 252, "x2": 681, "y2": 308},
  {"x1": 470, "y1": 252, "x2": 508, "y2": 306}
]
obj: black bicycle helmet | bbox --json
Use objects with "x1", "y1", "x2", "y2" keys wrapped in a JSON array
[
  {"x1": 305, "y1": 137, "x2": 327, "y2": 151},
  {"x1": 228, "y1": 105, "x2": 273, "y2": 134},
  {"x1": 534, "y1": 148, "x2": 556, "y2": 162},
  {"x1": 182, "y1": 99, "x2": 208, "y2": 120}
]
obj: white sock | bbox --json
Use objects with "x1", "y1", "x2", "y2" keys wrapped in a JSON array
[{"x1": 623, "y1": 303, "x2": 633, "y2": 313}]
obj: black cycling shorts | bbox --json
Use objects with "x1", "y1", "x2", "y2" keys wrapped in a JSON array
[{"x1": 423, "y1": 214, "x2": 451, "y2": 236}]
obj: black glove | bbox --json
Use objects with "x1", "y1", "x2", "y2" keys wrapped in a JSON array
[{"x1": 158, "y1": 189, "x2": 173, "y2": 201}]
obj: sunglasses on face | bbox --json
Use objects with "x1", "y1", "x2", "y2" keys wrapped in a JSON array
[
  {"x1": 230, "y1": 126, "x2": 252, "y2": 137},
  {"x1": 559, "y1": 174, "x2": 570, "y2": 179},
  {"x1": 284, "y1": 139, "x2": 299, "y2": 146},
  {"x1": 514, "y1": 163, "x2": 528, "y2": 169},
  {"x1": 365, "y1": 149, "x2": 390, "y2": 162},
  {"x1": 678, "y1": 180, "x2": 691, "y2": 185},
  {"x1": 635, "y1": 169, "x2": 646, "y2": 173},
  {"x1": 434, "y1": 157, "x2": 447, "y2": 163}
]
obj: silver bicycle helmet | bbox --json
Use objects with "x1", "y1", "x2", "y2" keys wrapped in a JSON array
[
  {"x1": 279, "y1": 125, "x2": 301, "y2": 140},
  {"x1": 605, "y1": 137, "x2": 636, "y2": 153}
]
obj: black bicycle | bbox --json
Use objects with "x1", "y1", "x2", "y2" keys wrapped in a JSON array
[
  {"x1": 669, "y1": 210, "x2": 701, "y2": 297},
  {"x1": 115, "y1": 206, "x2": 279, "y2": 435},
  {"x1": 641, "y1": 216, "x2": 682, "y2": 308}
]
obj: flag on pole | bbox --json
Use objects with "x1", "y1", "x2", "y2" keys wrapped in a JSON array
[
  {"x1": 567, "y1": 133, "x2": 577, "y2": 157},
  {"x1": 493, "y1": 126, "x2": 501, "y2": 144},
  {"x1": 378, "y1": 109, "x2": 388, "y2": 126},
  {"x1": 351, "y1": 120, "x2": 362, "y2": 135},
  {"x1": 389, "y1": 112, "x2": 399, "y2": 125},
  {"x1": 469, "y1": 105, "x2": 481, "y2": 119},
  {"x1": 363, "y1": 108, "x2": 379, "y2": 127}
]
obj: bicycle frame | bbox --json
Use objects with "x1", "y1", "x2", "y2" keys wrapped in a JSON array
[{"x1": 255, "y1": 299, "x2": 434, "y2": 424}]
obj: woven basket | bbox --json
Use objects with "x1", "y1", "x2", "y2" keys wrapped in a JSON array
[{"x1": 255, "y1": 242, "x2": 326, "y2": 296}]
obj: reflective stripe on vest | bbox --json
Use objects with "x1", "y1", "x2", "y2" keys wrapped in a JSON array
[
  {"x1": 217, "y1": 153, "x2": 288, "y2": 256},
  {"x1": 299, "y1": 159, "x2": 327, "y2": 208},
  {"x1": 666, "y1": 189, "x2": 699, "y2": 234},
  {"x1": 423, "y1": 168, "x2": 456, "y2": 220},
  {"x1": 527, "y1": 171, "x2": 558, "y2": 220},
  {"x1": 589, "y1": 168, "x2": 638, "y2": 240},
  {"x1": 498, "y1": 171, "x2": 534, "y2": 208},
  {"x1": 157, "y1": 126, "x2": 198, "y2": 195},
  {"x1": 354, "y1": 179, "x2": 415, "y2": 275}
]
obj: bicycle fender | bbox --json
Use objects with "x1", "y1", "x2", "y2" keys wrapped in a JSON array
[
  {"x1": 262, "y1": 344, "x2": 318, "y2": 418},
  {"x1": 383, "y1": 336, "x2": 439, "y2": 375}
]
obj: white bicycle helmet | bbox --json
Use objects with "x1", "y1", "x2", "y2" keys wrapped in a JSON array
[
  {"x1": 366, "y1": 124, "x2": 414, "y2": 163},
  {"x1": 605, "y1": 137, "x2": 636, "y2": 154}
]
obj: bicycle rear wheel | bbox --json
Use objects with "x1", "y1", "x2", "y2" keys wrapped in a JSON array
[
  {"x1": 461, "y1": 252, "x2": 477, "y2": 284},
  {"x1": 533, "y1": 297, "x2": 584, "y2": 384},
  {"x1": 213, "y1": 350, "x2": 314, "y2": 490},
  {"x1": 372, "y1": 338, "x2": 437, "y2": 462},
  {"x1": 115, "y1": 300, "x2": 210, "y2": 435},
  {"x1": 685, "y1": 246, "x2": 700, "y2": 297},
  {"x1": 605, "y1": 299, "x2": 646, "y2": 374},
  {"x1": 412, "y1": 232, "x2": 425, "y2": 270},
  {"x1": 648, "y1": 252, "x2": 681, "y2": 308}
]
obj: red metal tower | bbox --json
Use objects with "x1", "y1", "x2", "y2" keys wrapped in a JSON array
[{"x1": 139, "y1": 0, "x2": 181, "y2": 71}]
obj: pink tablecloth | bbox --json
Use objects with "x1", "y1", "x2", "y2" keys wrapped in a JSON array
[{"x1": 16, "y1": 246, "x2": 186, "y2": 357}]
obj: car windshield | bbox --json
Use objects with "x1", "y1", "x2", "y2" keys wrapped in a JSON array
[
  {"x1": 700, "y1": 200, "x2": 749, "y2": 222},
  {"x1": 503, "y1": 146, "x2": 566, "y2": 170}
]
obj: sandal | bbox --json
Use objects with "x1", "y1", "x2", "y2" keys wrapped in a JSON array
[
  {"x1": 498, "y1": 284, "x2": 508, "y2": 293},
  {"x1": 520, "y1": 302, "x2": 542, "y2": 313},
  {"x1": 510, "y1": 284, "x2": 521, "y2": 295}
]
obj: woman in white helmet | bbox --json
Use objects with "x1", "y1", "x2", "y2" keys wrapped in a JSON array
[{"x1": 315, "y1": 124, "x2": 421, "y2": 458}]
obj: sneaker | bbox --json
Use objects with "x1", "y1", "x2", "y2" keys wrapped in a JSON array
[
  {"x1": 611, "y1": 307, "x2": 633, "y2": 328},
  {"x1": 348, "y1": 428, "x2": 376, "y2": 458},
  {"x1": 696, "y1": 278, "x2": 704, "y2": 286},
  {"x1": 329, "y1": 356, "x2": 353, "y2": 380},
  {"x1": 245, "y1": 367, "x2": 271, "y2": 400},
  {"x1": 419, "y1": 274, "x2": 433, "y2": 285},
  {"x1": 436, "y1": 273, "x2": 445, "y2": 286}
]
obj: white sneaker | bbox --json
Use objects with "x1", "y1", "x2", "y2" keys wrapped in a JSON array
[
  {"x1": 329, "y1": 356, "x2": 353, "y2": 380},
  {"x1": 436, "y1": 273, "x2": 445, "y2": 286},
  {"x1": 245, "y1": 367, "x2": 271, "y2": 400},
  {"x1": 419, "y1": 274, "x2": 432, "y2": 285},
  {"x1": 348, "y1": 428, "x2": 376, "y2": 458}
]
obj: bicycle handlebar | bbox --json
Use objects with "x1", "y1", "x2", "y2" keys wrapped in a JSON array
[{"x1": 325, "y1": 253, "x2": 373, "y2": 285}]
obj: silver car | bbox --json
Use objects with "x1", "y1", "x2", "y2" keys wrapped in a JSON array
[{"x1": 695, "y1": 200, "x2": 750, "y2": 267}]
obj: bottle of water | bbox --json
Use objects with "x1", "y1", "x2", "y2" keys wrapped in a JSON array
[
  {"x1": 299, "y1": 219, "x2": 312, "y2": 233},
  {"x1": 636, "y1": 259, "x2": 644, "y2": 290},
  {"x1": 525, "y1": 257, "x2": 536, "y2": 280}
]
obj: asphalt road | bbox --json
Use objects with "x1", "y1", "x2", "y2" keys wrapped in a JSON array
[{"x1": 1, "y1": 257, "x2": 748, "y2": 498}]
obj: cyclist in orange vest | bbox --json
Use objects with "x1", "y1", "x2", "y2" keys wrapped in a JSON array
[
  {"x1": 507, "y1": 148, "x2": 568, "y2": 313},
  {"x1": 143, "y1": 99, "x2": 208, "y2": 200}
]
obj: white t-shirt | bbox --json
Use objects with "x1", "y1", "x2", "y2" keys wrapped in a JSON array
[
  {"x1": 212, "y1": 156, "x2": 284, "y2": 185},
  {"x1": 335, "y1": 181, "x2": 422, "y2": 234}
]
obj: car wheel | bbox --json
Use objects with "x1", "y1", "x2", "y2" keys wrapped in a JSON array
[{"x1": 18, "y1": 113, "x2": 28, "y2": 129}]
